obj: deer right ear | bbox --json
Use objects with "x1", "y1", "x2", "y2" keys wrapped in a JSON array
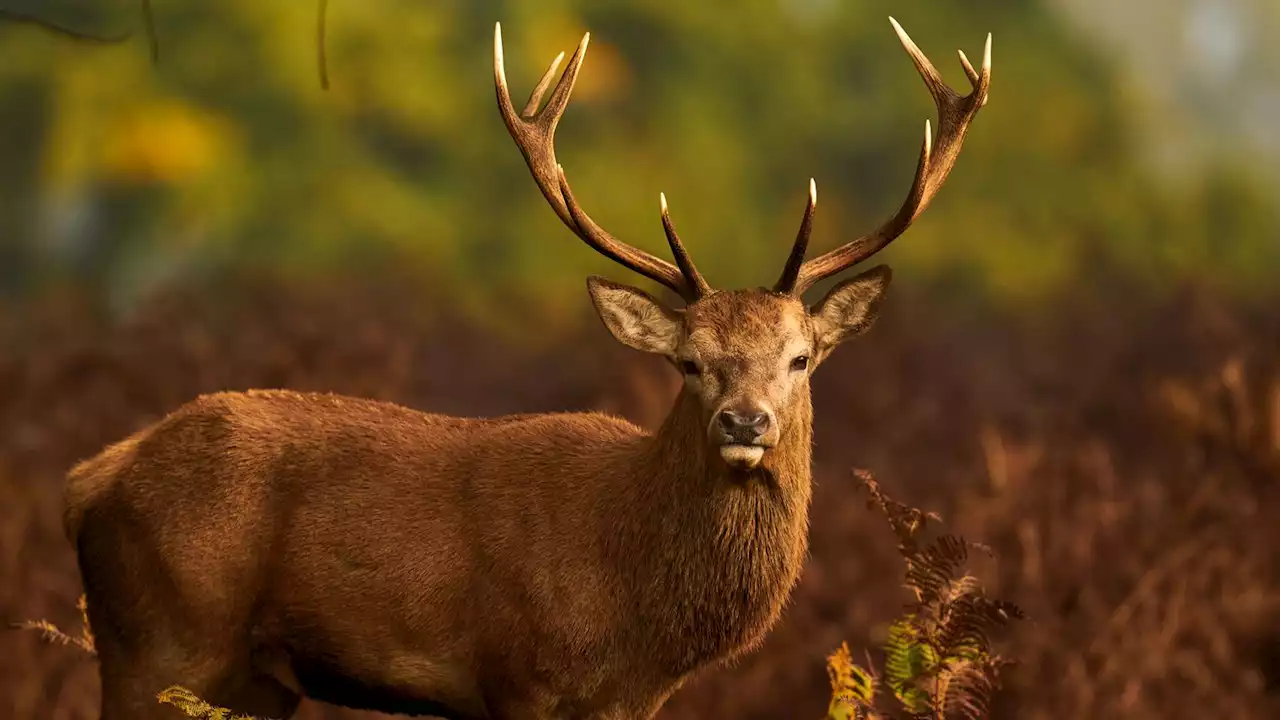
[
  {"x1": 587, "y1": 276, "x2": 682, "y2": 356},
  {"x1": 809, "y1": 265, "x2": 892, "y2": 362}
]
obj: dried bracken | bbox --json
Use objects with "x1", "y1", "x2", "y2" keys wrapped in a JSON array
[
  {"x1": 827, "y1": 471, "x2": 1023, "y2": 720},
  {"x1": 157, "y1": 686, "x2": 264, "y2": 720},
  {"x1": 827, "y1": 642, "x2": 879, "y2": 719},
  {"x1": 11, "y1": 594, "x2": 95, "y2": 656}
]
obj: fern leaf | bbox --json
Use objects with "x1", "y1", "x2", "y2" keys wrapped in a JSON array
[
  {"x1": 11, "y1": 616, "x2": 97, "y2": 655},
  {"x1": 903, "y1": 534, "x2": 970, "y2": 605},
  {"x1": 937, "y1": 656, "x2": 1006, "y2": 720},
  {"x1": 156, "y1": 686, "x2": 263, "y2": 720},
  {"x1": 826, "y1": 642, "x2": 879, "y2": 718},
  {"x1": 855, "y1": 470, "x2": 939, "y2": 557},
  {"x1": 883, "y1": 619, "x2": 939, "y2": 713},
  {"x1": 935, "y1": 596, "x2": 1024, "y2": 660},
  {"x1": 75, "y1": 595, "x2": 97, "y2": 654}
]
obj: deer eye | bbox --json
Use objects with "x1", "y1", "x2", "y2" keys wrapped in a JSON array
[
  {"x1": 679, "y1": 360, "x2": 701, "y2": 376},
  {"x1": 790, "y1": 355, "x2": 810, "y2": 372}
]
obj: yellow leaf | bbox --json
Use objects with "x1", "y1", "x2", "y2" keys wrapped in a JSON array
[{"x1": 100, "y1": 100, "x2": 235, "y2": 184}]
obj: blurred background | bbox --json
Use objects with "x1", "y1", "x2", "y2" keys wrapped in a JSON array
[{"x1": 1, "y1": 0, "x2": 1277, "y2": 718}]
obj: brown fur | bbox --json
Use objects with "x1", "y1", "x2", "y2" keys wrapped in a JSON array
[{"x1": 65, "y1": 276, "x2": 898, "y2": 719}]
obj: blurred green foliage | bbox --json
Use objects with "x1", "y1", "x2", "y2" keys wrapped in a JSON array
[{"x1": 0, "y1": 0, "x2": 1275, "y2": 332}]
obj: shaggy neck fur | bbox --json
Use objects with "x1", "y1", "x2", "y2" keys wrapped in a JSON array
[{"x1": 617, "y1": 385, "x2": 814, "y2": 676}]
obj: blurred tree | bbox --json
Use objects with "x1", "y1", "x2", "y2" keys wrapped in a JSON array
[
  {"x1": 1053, "y1": 0, "x2": 1280, "y2": 182},
  {"x1": 0, "y1": 0, "x2": 1275, "y2": 332}
]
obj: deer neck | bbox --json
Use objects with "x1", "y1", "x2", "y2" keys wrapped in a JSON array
[{"x1": 622, "y1": 386, "x2": 813, "y2": 673}]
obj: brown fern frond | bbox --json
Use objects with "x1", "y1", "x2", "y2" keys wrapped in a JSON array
[
  {"x1": 827, "y1": 642, "x2": 857, "y2": 693},
  {"x1": 855, "y1": 469, "x2": 941, "y2": 558},
  {"x1": 11, "y1": 615, "x2": 97, "y2": 656},
  {"x1": 937, "y1": 655, "x2": 1011, "y2": 720},
  {"x1": 934, "y1": 596, "x2": 1024, "y2": 659},
  {"x1": 156, "y1": 686, "x2": 263, "y2": 720},
  {"x1": 844, "y1": 468, "x2": 1023, "y2": 719},
  {"x1": 12, "y1": 620, "x2": 75, "y2": 647},
  {"x1": 944, "y1": 575, "x2": 984, "y2": 603},
  {"x1": 76, "y1": 595, "x2": 97, "y2": 653},
  {"x1": 826, "y1": 641, "x2": 880, "y2": 718},
  {"x1": 903, "y1": 534, "x2": 970, "y2": 605}
]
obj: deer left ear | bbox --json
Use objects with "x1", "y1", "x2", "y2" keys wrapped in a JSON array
[
  {"x1": 809, "y1": 265, "x2": 892, "y2": 361},
  {"x1": 587, "y1": 276, "x2": 683, "y2": 356}
]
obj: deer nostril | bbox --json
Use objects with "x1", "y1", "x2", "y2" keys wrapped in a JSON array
[{"x1": 718, "y1": 409, "x2": 770, "y2": 437}]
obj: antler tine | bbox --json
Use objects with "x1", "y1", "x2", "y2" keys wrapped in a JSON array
[
  {"x1": 494, "y1": 22, "x2": 707, "y2": 302},
  {"x1": 660, "y1": 193, "x2": 712, "y2": 298},
  {"x1": 521, "y1": 50, "x2": 565, "y2": 119},
  {"x1": 788, "y1": 19, "x2": 992, "y2": 296},
  {"x1": 773, "y1": 179, "x2": 817, "y2": 294}
]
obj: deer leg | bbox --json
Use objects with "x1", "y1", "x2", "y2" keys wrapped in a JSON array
[
  {"x1": 205, "y1": 672, "x2": 302, "y2": 719},
  {"x1": 95, "y1": 644, "x2": 226, "y2": 719},
  {"x1": 90, "y1": 612, "x2": 259, "y2": 720},
  {"x1": 97, "y1": 646, "x2": 300, "y2": 720}
]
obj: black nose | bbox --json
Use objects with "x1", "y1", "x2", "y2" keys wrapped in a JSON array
[{"x1": 717, "y1": 408, "x2": 771, "y2": 442}]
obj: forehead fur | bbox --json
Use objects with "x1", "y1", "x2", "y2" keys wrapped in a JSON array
[{"x1": 683, "y1": 289, "x2": 810, "y2": 355}]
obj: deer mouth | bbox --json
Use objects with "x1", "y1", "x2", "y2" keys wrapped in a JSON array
[{"x1": 719, "y1": 443, "x2": 767, "y2": 470}]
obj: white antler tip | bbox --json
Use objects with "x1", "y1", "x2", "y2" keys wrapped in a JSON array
[
  {"x1": 808, "y1": 178, "x2": 817, "y2": 205},
  {"x1": 888, "y1": 16, "x2": 910, "y2": 44},
  {"x1": 660, "y1": 192, "x2": 668, "y2": 213},
  {"x1": 983, "y1": 33, "x2": 992, "y2": 71}
]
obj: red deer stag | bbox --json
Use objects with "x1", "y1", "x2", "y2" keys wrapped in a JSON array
[{"x1": 64, "y1": 18, "x2": 991, "y2": 720}]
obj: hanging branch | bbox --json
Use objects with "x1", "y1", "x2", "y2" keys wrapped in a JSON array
[
  {"x1": 0, "y1": 7, "x2": 132, "y2": 44},
  {"x1": 140, "y1": 0, "x2": 159, "y2": 63},
  {"x1": 3, "y1": 1, "x2": 332, "y2": 87},
  {"x1": 317, "y1": 0, "x2": 330, "y2": 90}
]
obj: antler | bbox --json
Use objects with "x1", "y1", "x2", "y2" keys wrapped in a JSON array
[
  {"x1": 494, "y1": 23, "x2": 711, "y2": 302},
  {"x1": 775, "y1": 18, "x2": 993, "y2": 296}
]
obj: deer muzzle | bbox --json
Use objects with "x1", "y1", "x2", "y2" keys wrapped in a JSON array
[{"x1": 711, "y1": 404, "x2": 777, "y2": 470}]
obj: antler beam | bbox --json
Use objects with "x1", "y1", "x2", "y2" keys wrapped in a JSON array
[
  {"x1": 494, "y1": 23, "x2": 710, "y2": 302},
  {"x1": 775, "y1": 18, "x2": 992, "y2": 296}
]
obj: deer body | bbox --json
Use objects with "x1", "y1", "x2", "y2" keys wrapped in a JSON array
[
  {"x1": 68, "y1": 382, "x2": 809, "y2": 718},
  {"x1": 67, "y1": 18, "x2": 991, "y2": 720}
]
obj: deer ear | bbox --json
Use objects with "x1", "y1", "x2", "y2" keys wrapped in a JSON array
[
  {"x1": 809, "y1": 265, "x2": 892, "y2": 359},
  {"x1": 587, "y1": 276, "x2": 682, "y2": 355}
]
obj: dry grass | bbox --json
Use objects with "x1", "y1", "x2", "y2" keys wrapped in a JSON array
[{"x1": 2, "y1": 277, "x2": 1277, "y2": 719}]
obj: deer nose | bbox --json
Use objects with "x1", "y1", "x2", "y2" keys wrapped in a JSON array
[{"x1": 717, "y1": 407, "x2": 771, "y2": 443}]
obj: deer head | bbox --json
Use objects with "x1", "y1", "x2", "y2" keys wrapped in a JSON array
[{"x1": 494, "y1": 18, "x2": 991, "y2": 472}]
